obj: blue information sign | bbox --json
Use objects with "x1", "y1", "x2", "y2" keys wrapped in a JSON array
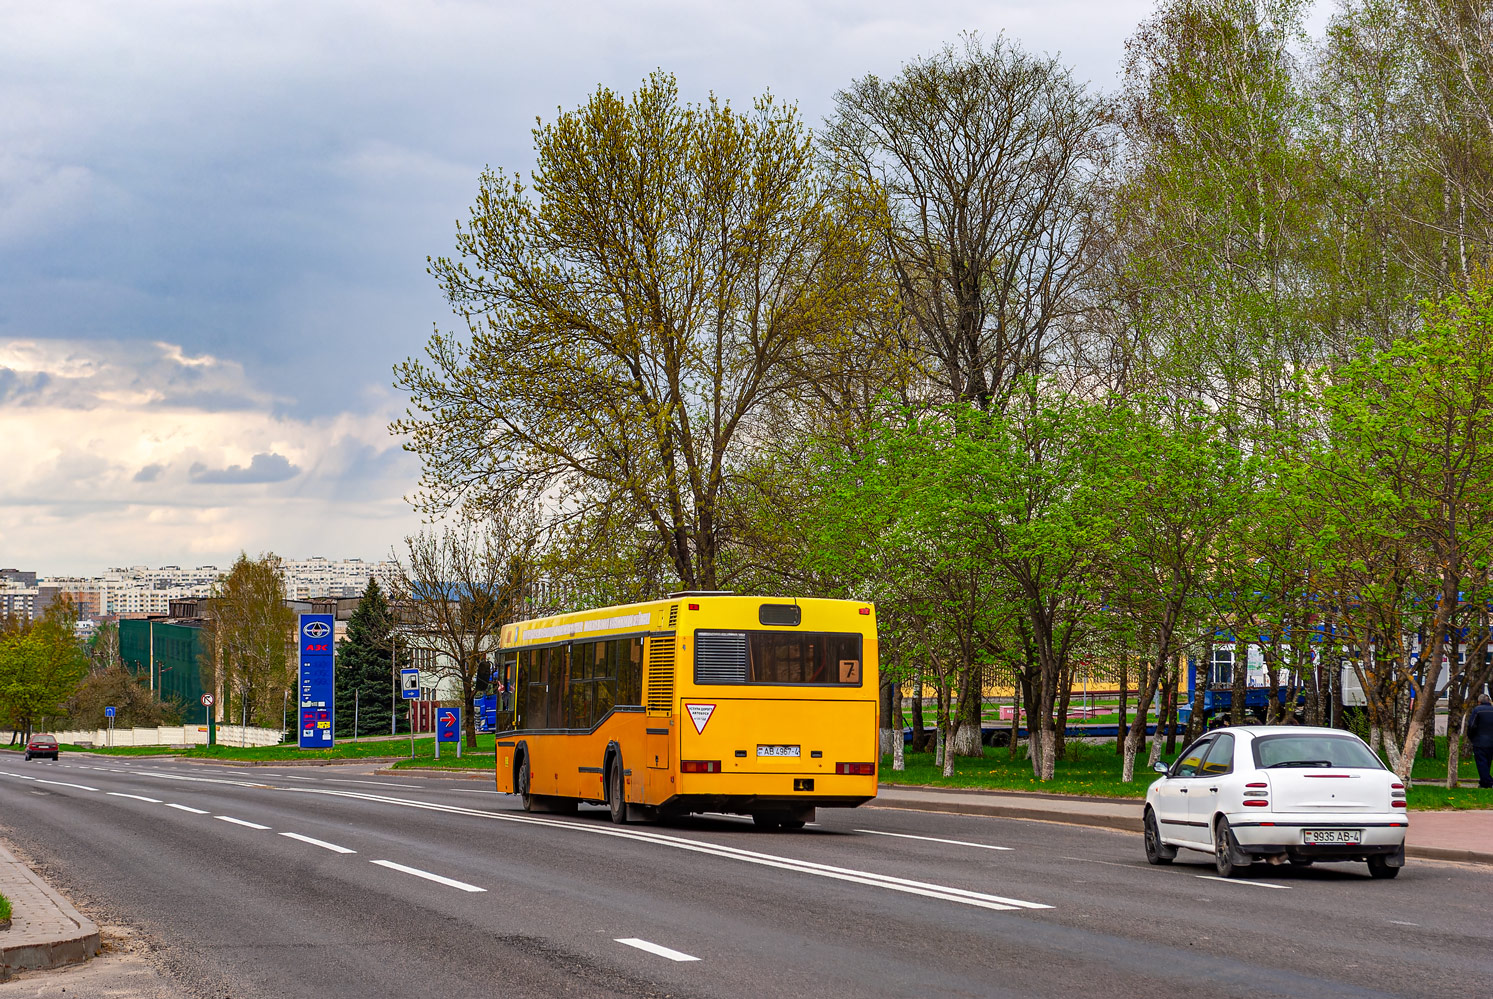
[
  {"x1": 104, "y1": 706, "x2": 115, "y2": 718},
  {"x1": 436, "y1": 707, "x2": 460, "y2": 743},
  {"x1": 400, "y1": 667, "x2": 420, "y2": 700},
  {"x1": 298, "y1": 613, "x2": 336, "y2": 749}
]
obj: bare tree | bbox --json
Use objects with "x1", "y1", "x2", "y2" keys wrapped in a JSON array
[
  {"x1": 824, "y1": 32, "x2": 1112, "y2": 411},
  {"x1": 388, "y1": 517, "x2": 537, "y2": 747}
]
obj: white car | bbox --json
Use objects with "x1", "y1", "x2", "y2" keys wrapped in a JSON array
[{"x1": 1143, "y1": 726, "x2": 1408, "y2": 879}]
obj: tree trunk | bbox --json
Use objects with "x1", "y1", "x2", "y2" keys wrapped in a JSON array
[
  {"x1": 890, "y1": 684, "x2": 905, "y2": 771},
  {"x1": 879, "y1": 677, "x2": 899, "y2": 757},
  {"x1": 1121, "y1": 722, "x2": 1143, "y2": 782},
  {"x1": 1446, "y1": 727, "x2": 1462, "y2": 788},
  {"x1": 1116, "y1": 656, "x2": 1128, "y2": 755},
  {"x1": 1231, "y1": 644, "x2": 1248, "y2": 725},
  {"x1": 910, "y1": 669, "x2": 929, "y2": 752},
  {"x1": 1053, "y1": 665, "x2": 1073, "y2": 760}
]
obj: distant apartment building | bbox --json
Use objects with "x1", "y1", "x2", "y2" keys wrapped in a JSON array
[{"x1": 25, "y1": 557, "x2": 392, "y2": 620}]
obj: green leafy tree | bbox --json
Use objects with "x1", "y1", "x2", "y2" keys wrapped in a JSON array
[
  {"x1": 395, "y1": 71, "x2": 888, "y2": 592},
  {"x1": 199, "y1": 553, "x2": 295, "y2": 730},
  {"x1": 335, "y1": 578, "x2": 403, "y2": 737},
  {"x1": 0, "y1": 599, "x2": 89, "y2": 739},
  {"x1": 1300, "y1": 277, "x2": 1493, "y2": 778}
]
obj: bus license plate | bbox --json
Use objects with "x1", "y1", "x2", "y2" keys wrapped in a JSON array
[
  {"x1": 1303, "y1": 829, "x2": 1361, "y2": 846},
  {"x1": 757, "y1": 745, "x2": 801, "y2": 757}
]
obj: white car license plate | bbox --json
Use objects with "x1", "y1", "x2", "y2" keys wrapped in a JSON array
[
  {"x1": 1303, "y1": 829, "x2": 1362, "y2": 846},
  {"x1": 757, "y1": 744, "x2": 801, "y2": 758}
]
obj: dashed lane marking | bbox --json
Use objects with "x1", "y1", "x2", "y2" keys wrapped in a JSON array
[
  {"x1": 370, "y1": 860, "x2": 485, "y2": 892},
  {"x1": 615, "y1": 938, "x2": 700, "y2": 962},
  {"x1": 856, "y1": 829, "x2": 1014, "y2": 851},
  {"x1": 216, "y1": 815, "x2": 271, "y2": 830},
  {"x1": 107, "y1": 793, "x2": 163, "y2": 803},
  {"x1": 296, "y1": 787, "x2": 1051, "y2": 913},
  {"x1": 281, "y1": 832, "x2": 356, "y2": 854},
  {"x1": 1195, "y1": 875, "x2": 1290, "y2": 889},
  {"x1": 166, "y1": 804, "x2": 208, "y2": 814},
  {"x1": 31, "y1": 778, "x2": 100, "y2": 791}
]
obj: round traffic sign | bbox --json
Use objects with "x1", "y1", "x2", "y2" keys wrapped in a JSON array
[{"x1": 201, "y1": 693, "x2": 215, "y2": 706}]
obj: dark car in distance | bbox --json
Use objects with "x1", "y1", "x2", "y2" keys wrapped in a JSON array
[{"x1": 25, "y1": 733, "x2": 59, "y2": 761}]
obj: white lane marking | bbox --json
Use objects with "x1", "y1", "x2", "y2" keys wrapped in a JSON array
[
  {"x1": 1062, "y1": 857, "x2": 1137, "y2": 869},
  {"x1": 107, "y1": 793, "x2": 163, "y2": 803},
  {"x1": 856, "y1": 829, "x2": 1014, "y2": 851},
  {"x1": 451, "y1": 789, "x2": 503, "y2": 794},
  {"x1": 166, "y1": 804, "x2": 208, "y2": 814},
  {"x1": 0, "y1": 772, "x2": 38, "y2": 781},
  {"x1": 323, "y1": 779, "x2": 421, "y2": 789},
  {"x1": 615, "y1": 938, "x2": 700, "y2": 962},
  {"x1": 293, "y1": 787, "x2": 1049, "y2": 912},
  {"x1": 370, "y1": 860, "x2": 485, "y2": 892},
  {"x1": 1390, "y1": 920, "x2": 1418, "y2": 926},
  {"x1": 31, "y1": 778, "x2": 99, "y2": 791},
  {"x1": 1195, "y1": 875, "x2": 1289, "y2": 890},
  {"x1": 281, "y1": 832, "x2": 356, "y2": 854},
  {"x1": 216, "y1": 815, "x2": 271, "y2": 830},
  {"x1": 273, "y1": 775, "x2": 318, "y2": 780}
]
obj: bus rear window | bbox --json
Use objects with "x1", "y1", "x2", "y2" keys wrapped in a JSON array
[{"x1": 694, "y1": 631, "x2": 862, "y2": 686}]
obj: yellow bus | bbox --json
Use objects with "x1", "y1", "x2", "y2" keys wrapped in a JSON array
[{"x1": 492, "y1": 593, "x2": 879, "y2": 829}]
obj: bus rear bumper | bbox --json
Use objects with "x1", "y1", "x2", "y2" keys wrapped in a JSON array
[{"x1": 653, "y1": 793, "x2": 876, "y2": 817}]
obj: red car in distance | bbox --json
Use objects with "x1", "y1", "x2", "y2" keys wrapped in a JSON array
[{"x1": 25, "y1": 733, "x2": 59, "y2": 761}]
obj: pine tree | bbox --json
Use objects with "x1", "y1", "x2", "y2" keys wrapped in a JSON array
[{"x1": 335, "y1": 578, "x2": 402, "y2": 737}]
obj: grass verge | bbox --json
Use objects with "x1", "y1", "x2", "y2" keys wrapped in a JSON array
[
  {"x1": 0, "y1": 890, "x2": 11, "y2": 923},
  {"x1": 880, "y1": 741, "x2": 1493, "y2": 810}
]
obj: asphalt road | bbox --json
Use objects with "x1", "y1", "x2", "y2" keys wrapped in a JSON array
[{"x1": 0, "y1": 753, "x2": 1486, "y2": 999}]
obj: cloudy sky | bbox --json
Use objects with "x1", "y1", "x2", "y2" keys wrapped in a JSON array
[{"x1": 1, "y1": 0, "x2": 1169, "y2": 576}]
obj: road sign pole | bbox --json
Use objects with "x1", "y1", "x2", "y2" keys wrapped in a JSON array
[
  {"x1": 435, "y1": 714, "x2": 441, "y2": 761},
  {"x1": 409, "y1": 702, "x2": 414, "y2": 760}
]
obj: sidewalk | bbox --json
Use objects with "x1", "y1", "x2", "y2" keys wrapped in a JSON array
[
  {"x1": 872, "y1": 783, "x2": 1493, "y2": 867},
  {"x1": 0, "y1": 843, "x2": 99, "y2": 981}
]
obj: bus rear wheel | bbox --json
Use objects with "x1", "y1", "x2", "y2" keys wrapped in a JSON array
[
  {"x1": 518, "y1": 755, "x2": 534, "y2": 812},
  {"x1": 607, "y1": 760, "x2": 628, "y2": 825}
]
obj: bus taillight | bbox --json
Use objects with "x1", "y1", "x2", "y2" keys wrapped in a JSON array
[
  {"x1": 835, "y1": 763, "x2": 875, "y2": 776},
  {"x1": 680, "y1": 760, "x2": 721, "y2": 773}
]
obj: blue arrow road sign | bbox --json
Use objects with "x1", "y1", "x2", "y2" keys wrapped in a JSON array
[
  {"x1": 400, "y1": 668, "x2": 420, "y2": 699},
  {"x1": 437, "y1": 707, "x2": 460, "y2": 743},
  {"x1": 104, "y1": 706, "x2": 115, "y2": 718}
]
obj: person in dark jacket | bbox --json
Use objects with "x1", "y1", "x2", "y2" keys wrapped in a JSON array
[{"x1": 1468, "y1": 693, "x2": 1493, "y2": 789}]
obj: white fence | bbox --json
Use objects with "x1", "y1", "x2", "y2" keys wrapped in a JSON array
[{"x1": 2, "y1": 725, "x2": 285, "y2": 748}]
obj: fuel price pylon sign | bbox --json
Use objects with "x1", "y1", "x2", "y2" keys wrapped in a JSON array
[{"x1": 298, "y1": 613, "x2": 335, "y2": 749}]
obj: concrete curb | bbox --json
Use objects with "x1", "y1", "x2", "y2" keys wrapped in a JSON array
[
  {"x1": 373, "y1": 767, "x2": 494, "y2": 782},
  {"x1": 1404, "y1": 845, "x2": 1493, "y2": 866},
  {"x1": 0, "y1": 843, "x2": 99, "y2": 982}
]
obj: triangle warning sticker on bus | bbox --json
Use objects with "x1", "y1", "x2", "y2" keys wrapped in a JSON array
[{"x1": 685, "y1": 703, "x2": 715, "y2": 734}]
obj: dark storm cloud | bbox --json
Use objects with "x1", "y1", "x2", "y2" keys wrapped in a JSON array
[{"x1": 189, "y1": 452, "x2": 300, "y2": 484}]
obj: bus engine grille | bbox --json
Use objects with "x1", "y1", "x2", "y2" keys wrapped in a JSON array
[{"x1": 646, "y1": 635, "x2": 676, "y2": 715}]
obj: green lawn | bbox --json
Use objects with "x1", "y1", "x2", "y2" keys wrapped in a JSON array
[
  {"x1": 880, "y1": 741, "x2": 1493, "y2": 810},
  {"x1": 0, "y1": 890, "x2": 11, "y2": 923}
]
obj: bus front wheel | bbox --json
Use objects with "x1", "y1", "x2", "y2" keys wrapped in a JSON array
[{"x1": 607, "y1": 759, "x2": 628, "y2": 825}]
